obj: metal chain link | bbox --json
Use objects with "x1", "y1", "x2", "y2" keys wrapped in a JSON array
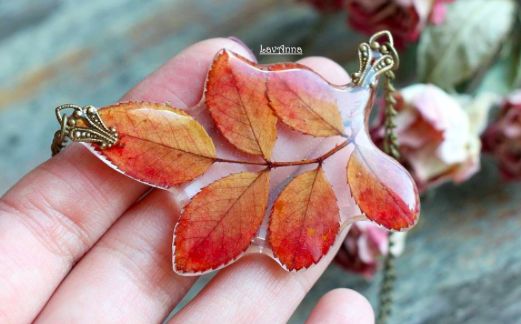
[{"x1": 377, "y1": 71, "x2": 401, "y2": 324}]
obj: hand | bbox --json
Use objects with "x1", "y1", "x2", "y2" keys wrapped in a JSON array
[{"x1": 0, "y1": 38, "x2": 374, "y2": 324}]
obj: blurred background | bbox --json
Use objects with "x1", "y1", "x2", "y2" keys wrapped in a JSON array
[{"x1": 1, "y1": 0, "x2": 521, "y2": 323}]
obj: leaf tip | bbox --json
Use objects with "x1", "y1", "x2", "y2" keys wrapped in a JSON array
[{"x1": 347, "y1": 147, "x2": 420, "y2": 232}]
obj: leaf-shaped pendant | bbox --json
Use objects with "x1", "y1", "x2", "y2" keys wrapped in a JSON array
[{"x1": 53, "y1": 31, "x2": 420, "y2": 274}]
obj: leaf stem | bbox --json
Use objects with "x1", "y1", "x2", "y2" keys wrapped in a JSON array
[
  {"x1": 213, "y1": 157, "x2": 267, "y2": 166},
  {"x1": 214, "y1": 140, "x2": 349, "y2": 168}
]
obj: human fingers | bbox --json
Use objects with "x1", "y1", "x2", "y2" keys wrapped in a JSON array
[
  {"x1": 306, "y1": 288, "x2": 374, "y2": 324},
  {"x1": 34, "y1": 38, "x2": 256, "y2": 324}
]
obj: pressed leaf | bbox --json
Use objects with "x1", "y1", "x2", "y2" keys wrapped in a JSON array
[
  {"x1": 347, "y1": 147, "x2": 419, "y2": 231},
  {"x1": 268, "y1": 167, "x2": 340, "y2": 271},
  {"x1": 267, "y1": 63, "x2": 345, "y2": 136},
  {"x1": 174, "y1": 171, "x2": 270, "y2": 273},
  {"x1": 97, "y1": 102, "x2": 215, "y2": 188},
  {"x1": 205, "y1": 50, "x2": 277, "y2": 159},
  {"x1": 417, "y1": 0, "x2": 515, "y2": 90}
]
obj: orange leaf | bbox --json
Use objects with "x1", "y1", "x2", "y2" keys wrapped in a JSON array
[
  {"x1": 97, "y1": 102, "x2": 215, "y2": 188},
  {"x1": 347, "y1": 147, "x2": 420, "y2": 231},
  {"x1": 267, "y1": 63, "x2": 345, "y2": 137},
  {"x1": 268, "y1": 167, "x2": 340, "y2": 270},
  {"x1": 205, "y1": 50, "x2": 277, "y2": 159},
  {"x1": 174, "y1": 171, "x2": 270, "y2": 273}
]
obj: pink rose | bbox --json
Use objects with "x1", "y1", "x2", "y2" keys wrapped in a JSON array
[
  {"x1": 346, "y1": 0, "x2": 453, "y2": 47},
  {"x1": 482, "y1": 90, "x2": 521, "y2": 180},
  {"x1": 335, "y1": 222, "x2": 389, "y2": 278},
  {"x1": 371, "y1": 84, "x2": 483, "y2": 192}
]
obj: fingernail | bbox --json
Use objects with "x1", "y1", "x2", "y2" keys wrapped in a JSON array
[{"x1": 227, "y1": 36, "x2": 257, "y2": 62}]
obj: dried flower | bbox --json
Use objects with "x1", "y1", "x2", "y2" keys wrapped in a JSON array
[
  {"x1": 482, "y1": 90, "x2": 521, "y2": 180},
  {"x1": 372, "y1": 84, "x2": 487, "y2": 192},
  {"x1": 335, "y1": 222, "x2": 389, "y2": 278},
  {"x1": 346, "y1": 0, "x2": 453, "y2": 47}
]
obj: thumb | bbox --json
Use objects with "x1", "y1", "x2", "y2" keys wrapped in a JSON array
[{"x1": 306, "y1": 288, "x2": 374, "y2": 324}]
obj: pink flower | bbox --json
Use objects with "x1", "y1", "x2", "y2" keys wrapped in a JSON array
[
  {"x1": 372, "y1": 84, "x2": 485, "y2": 192},
  {"x1": 429, "y1": 0, "x2": 452, "y2": 24},
  {"x1": 346, "y1": 0, "x2": 453, "y2": 47},
  {"x1": 335, "y1": 222, "x2": 389, "y2": 278},
  {"x1": 482, "y1": 90, "x2": 521, "y2": 180}
]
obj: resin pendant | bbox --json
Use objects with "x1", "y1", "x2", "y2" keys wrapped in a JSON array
[{"x1": 52, "y1": 31, "x2": 419, "y2": 275}]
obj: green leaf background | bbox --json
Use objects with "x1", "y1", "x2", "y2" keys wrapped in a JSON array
[{"x1": 417, "y1": 0, "x2": 516, "y2": 91}]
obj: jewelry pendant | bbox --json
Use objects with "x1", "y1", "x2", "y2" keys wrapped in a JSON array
[{"x1": 52, "y1": 31, "x2": 419, "y2": 275}]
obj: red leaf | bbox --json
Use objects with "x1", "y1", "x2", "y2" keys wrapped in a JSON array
[
  {"x1": 267, "y1": 63, "x2": 345, "y2": 136},
  {"x1": 97, "y1": 102, "x2": 215, "y2": 188},
  {"x1": 347, "y1": 145, "x2": 420, "y2": 230},
  {"x1": 174, "y1": 171, "x2": 270, "y2": 273},
  {"x1": 268, "y1": 167, "x2": 340, "y2": 270},
  {"x1": 205, "y1": 50, "x2": 277, "y2": 159}
]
